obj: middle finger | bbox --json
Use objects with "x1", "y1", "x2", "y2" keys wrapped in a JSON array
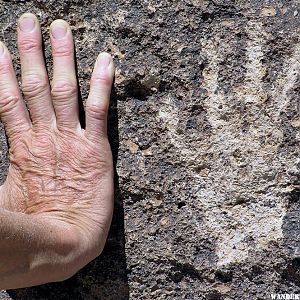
[{"x1": 50, "y1": 20, "x2": 79, "y2": 131}]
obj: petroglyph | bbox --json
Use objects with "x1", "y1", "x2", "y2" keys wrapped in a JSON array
[{"x1": 159, "y1": 20, "x2": 300, "y2": 266}]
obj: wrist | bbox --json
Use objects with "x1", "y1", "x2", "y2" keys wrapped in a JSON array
[
  {"x1": 34, "y1": 215, "x2": 105, "y2": 282},
  {"x1": 0, "y1": 210, "x2": 83, "y2": 289}
]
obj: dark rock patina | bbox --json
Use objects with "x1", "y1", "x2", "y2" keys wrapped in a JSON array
[{"x1": 1, "y1": 0, "x2": 300, "y2": 299}]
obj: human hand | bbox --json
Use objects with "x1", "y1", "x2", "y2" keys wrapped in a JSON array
[{"x1": 0, "y1": 13, "x2": 115, "y2": 286}]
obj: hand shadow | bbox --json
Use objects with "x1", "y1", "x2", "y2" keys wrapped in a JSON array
[{"x1": 7, "y1": 49, "x2": 129, "y2": 300}]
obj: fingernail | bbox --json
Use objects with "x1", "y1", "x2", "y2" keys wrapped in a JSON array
[
  {"x1": 97, "y1": 53, "x2": 111, "y2": 72},
  {"x1": 0, "y1": 42, "x2": 4, "y2": 57},
  {"x1": 51, "y1": 22, "x2": 67, "y2": 39},
  {"x1": 19, "y1": 16, "x2": 35, "y2": 33}
]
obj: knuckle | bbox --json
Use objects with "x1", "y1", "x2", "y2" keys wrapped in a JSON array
[
  {"x1": 91, "y1": 74, "x2": 113, "y2": 87},
  {"x1": 0, "y1": 60, "x2": 12, "y2": 75},
  {"x1": 86, "y1": 103, "x2": 107, "y2": 121},
  {"x1": 51, "y1": 80, "x2": 77, "y2": 99},
  {"x1": 22, "y1": 75, "x2": 48, "y2": 97},
  {"x1": 0, "y1": 93, "x2": 20, "y2": 114},
  {"x1": 18, "y1": 38, "x2": 41, "y2": 53},
  {"x1": 52, "y1": 43, "x2": 73, "y2": 57}
]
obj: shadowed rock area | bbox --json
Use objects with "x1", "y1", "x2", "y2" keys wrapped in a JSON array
[{"x1": 1, "y1": 0, "x2": 300, "y2": 299}]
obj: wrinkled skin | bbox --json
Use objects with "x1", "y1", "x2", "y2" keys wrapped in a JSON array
[
  {"x1": 1, "y1": 127, "x2": 113, "y2": 238},
  {"x1": 0, "y1": 12, "x2": 115, "y2": 286}
]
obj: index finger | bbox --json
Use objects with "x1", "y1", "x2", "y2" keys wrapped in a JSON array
[{"x1": 0, "y1": 42, "x2": 31, "y2": 142}]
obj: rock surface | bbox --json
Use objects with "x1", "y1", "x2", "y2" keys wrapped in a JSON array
[{"x1": 1, "y1": 0, "x2": 300, "y2": 299}]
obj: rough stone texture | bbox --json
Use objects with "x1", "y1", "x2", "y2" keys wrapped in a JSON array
[{"x1": 1, "y1": 0, "x2": 300, "y2": 299}]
